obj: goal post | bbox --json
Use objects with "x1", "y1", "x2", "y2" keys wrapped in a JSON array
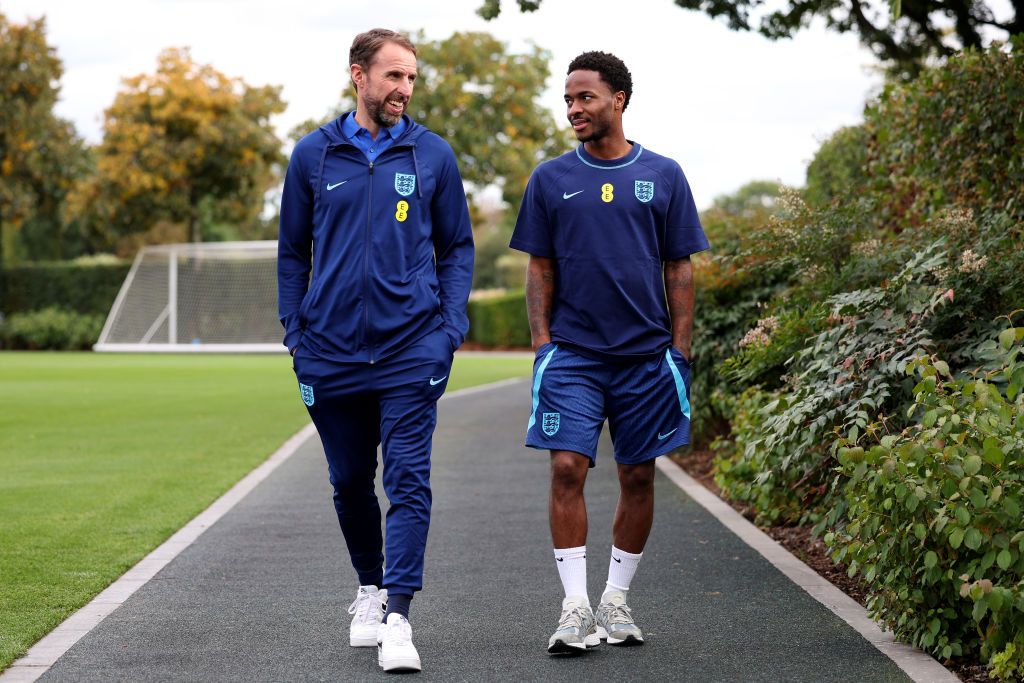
[{"x1": 94, "y1": 241, "x2": 287, "y2": 353}]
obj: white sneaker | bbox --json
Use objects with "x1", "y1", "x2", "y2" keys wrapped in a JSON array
[
  {"x1": 347, "y1": 585, "x2": 387, "y2": 647},
  {"x1": 377, "y1": 613, "x2": 421, "y2": 672},
  {"x1": 595, "y1": 590, "x2": 644, "y2": 645},
  {"x1": 547, "y1": 595, "x2": 600, "y2": 654}
]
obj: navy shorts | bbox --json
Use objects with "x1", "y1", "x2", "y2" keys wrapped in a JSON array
[{"x1": 525, "y1": 343, "x2": 692, "y2": 466}]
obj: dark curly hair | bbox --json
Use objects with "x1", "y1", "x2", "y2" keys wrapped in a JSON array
[{"x1": 567, "y1": 51, "x2": 633, "y2": 111}]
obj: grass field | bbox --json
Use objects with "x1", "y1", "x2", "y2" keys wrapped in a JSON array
[{"x1": 0, "y1": 351, "x2": 531, "y2": 671}]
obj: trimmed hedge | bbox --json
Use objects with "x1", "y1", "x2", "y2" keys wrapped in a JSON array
[
  {"x1": 467, "y1": 290, "x2": 530, "y2": 348},
  {"x1": 0, "y1": 307, "x2": 105, "y2": 350},
  {"x1": 0, "y1": 261, "x2": 129, "y2": 316}
]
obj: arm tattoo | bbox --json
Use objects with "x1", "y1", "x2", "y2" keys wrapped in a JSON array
[
  {"x1": 664, "y1": 258, "x2": 695, "y2": 358},
  {"x1": 525, "y1": 256, "x2": 555, "y2": 350}
]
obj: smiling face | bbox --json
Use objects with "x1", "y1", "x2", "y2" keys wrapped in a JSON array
[
  {"x1": 564, "y1": 69, "x2": 624, "y2": 144},
  {"x1": 351, "y1": 41, "x2": 418, "y2": 133}
]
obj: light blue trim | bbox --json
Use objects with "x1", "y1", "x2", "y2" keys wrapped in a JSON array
[
  {"x1": 665, "y1": 350, "x2": 691, "y2": 419},
  {"x1": 574, "y1": 144, "x2": 644, "y2": 170},
  {"x1": 528, "y1": 345, "x2": 558, "y2": 430}
]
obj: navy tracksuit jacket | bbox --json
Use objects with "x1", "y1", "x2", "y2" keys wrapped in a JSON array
[{"x1": 277, "y1": 112, "x2": 473, "y2": 596}]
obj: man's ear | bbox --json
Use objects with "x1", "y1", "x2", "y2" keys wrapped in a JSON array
[
  {"x1": 614, "y1": 90, "x2": 626, "y2": 111},
  {"x1": 350, "y1": 64, "x2": 364, "y2": 92}
]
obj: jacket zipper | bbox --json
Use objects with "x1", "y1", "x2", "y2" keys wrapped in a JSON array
[{"x1": 364, "y1": 160, "x2": 375, "y2": 364}]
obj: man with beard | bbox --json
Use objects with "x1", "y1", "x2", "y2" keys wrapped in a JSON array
[
  {"x1": 278, "y1": 28, "x2": 473, "y2": 673},
  {"x1": 509, "y1": 51, "x2": 709, "y2": 654}
]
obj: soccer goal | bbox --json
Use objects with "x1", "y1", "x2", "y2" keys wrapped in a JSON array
[{"x1": 94, "y1": 241, "x2": 286, "y2": 353}]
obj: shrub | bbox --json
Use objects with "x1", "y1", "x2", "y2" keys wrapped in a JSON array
[
  {"x1": 864, "y1": 39, "x2": 1024, "y2": 229},
  {"x1": 826, "y1": 325, "x2": 1024, "y2": 676},
  {"x1": 466, "y1": 290, "x2": 530, "y2": 348},
  {"x1": 804, "y1": 125, "x2": 870, "y2": 208},
  {"x1": 0, "y1": 261, "x2": 129, "y2": 315},
  {"x1": 715, "y1": 242, "x2": 951, "y2": 523},
  {"x1": 0, "y1": 307, "x2": 104, "y2": 350}
]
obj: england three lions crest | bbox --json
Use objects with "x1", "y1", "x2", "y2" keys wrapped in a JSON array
[
  {"x1": 395, "y1": 173, "x2": 416, "y2": 197},
  {"x1": 635, "y1": 180, "x2": 655, "y2": 203},
  {"x1": 542, "y1": 412, "x2": 560, "y2": 436}
]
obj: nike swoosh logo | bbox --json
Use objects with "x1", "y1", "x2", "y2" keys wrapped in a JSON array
[
  {"x1": 562, "y1": 190, "x2": 583, "y2": 199},
  {"x1": 326, "y1": 181, "x2": 347, "y2": 190},
  {"x1": 658, "y1": 428, "x2": 678, "y2": 440},
  {"x1": 429, "y1": 376, "x2": 447, "y2": 386},
  {"x1": 612, "y1": 556, "x2": 622, "y2": 563}
]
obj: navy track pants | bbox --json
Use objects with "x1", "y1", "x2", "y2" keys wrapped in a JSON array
[{"x1": 292, "y1": 326, "x2": 453, "y2": 597}]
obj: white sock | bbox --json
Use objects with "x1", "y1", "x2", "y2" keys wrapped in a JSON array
[
  {"x1": 553, "y1": 546, "x2": 588, "y2": 603},
  {"x1": 604, "y1": 546, "x2": 643, "y2": 599}
]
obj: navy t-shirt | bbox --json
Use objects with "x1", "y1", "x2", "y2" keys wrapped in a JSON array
[{"x1": 510, "y1": 143, "x2": 710, "y2": 363}]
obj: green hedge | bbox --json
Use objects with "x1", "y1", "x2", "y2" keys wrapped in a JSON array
[
  {"x1": 467, "y1": 290, "x2": 530, "y2": 348},
  {"x1": 0, "y1": 261, "x2": 129, "y2": 316},
  {"x1": 0, "y1": 307, "x2": 105, "y2": 350},
  {"x1": 865, "y1": 38, "x2": 1024, "y2": 227}
]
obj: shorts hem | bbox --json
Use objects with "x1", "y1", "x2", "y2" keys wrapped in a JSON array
[
  {"x1": 524, "y1": 441, "x2": 597, "y2": 460},
  {"x1": 614, "y1": 436, "x2": 690, "y2": 465}
]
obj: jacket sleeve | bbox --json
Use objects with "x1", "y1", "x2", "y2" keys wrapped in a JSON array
[
  {"x1": 277, "y1": 142, "x2": 314, "y2": 351},
  {"x1": 430, "y1": 144, "x2": 475, "y2": 351}
]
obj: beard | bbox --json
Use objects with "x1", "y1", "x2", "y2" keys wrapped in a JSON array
[
  {"x1": 572, "y1": 114, "x2": 611, "y2": 143},
  {"x1": 364, "y1": 90, "x2": 407, "y2": 128}
]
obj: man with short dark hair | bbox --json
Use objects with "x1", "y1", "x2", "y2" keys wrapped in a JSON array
[
  {"x1": 510, "y1": 51, "x2": 709, "y2": 654},
  {"x1": 278, "y1": 28, "x2": 474, "y2": 673}
]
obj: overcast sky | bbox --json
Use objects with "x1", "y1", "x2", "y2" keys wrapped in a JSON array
[{"x1": 5, "y1": 0, "x2": 884, "y2": 208}]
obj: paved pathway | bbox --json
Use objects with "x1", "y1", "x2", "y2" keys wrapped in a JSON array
[{"x1": 36, "y1": 380, "x2": 917, "y2": 681}]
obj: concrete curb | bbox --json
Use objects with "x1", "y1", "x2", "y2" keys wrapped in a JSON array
[
  {"x1": 0, "y1": 377, "x2": 528, "y2": 683},
  {"x1": 655, "y1": 456, "x2": 960, "y2": 683}
]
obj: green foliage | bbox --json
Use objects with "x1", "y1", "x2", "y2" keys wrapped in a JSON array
[
  {"x1": 291, "y1": 31, "x2": 571, "y2": 214},
  {"x1": 826, "y1": 328, "x2": 1024, "y2": 674},
  {"x1": 0, "y1": 12, "x2": 89, "y2": 265},
  {"x1": 699, "y1": 180, "x2": 781, "y2": 256},
  {"x1": 864, "y1": 39, "x2": 1024, "y2": 228},
  {"x1": 466, "y1": 290, "x2": 530, "y2": 348},
  {"x1": 477, "y1": 0, "x2": 1020, "y2": 79},
  {"x1": 0, "y1": 261, "x2": 129, "y2": 315},
  {"x1": 689, "y1": 182, "x2": 788, "y2": 445},
  {"x1": 703, "y1": 38, "x2": 1024, "y2": 680},
  {"x1": 0, "y1": 307, "x2": 104, "y2": 350},
  {"x1": 716, "y1": 242, "x2": 951, "y2": 523},
  {"x1": 69, "y1": 47, "x2": 286, "y2": 247},
  {"x1": 804, "y1": 126, "x2": 869, "y2": 208},
  {"x1": 410, "y1": 32, "x2": 572, "y2": 212}
]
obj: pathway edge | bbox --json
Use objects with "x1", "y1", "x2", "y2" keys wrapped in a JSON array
[{"x1": 655, "y1": 455, "x2": 959, "y2": 683}]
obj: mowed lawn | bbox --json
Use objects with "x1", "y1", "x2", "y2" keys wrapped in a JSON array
[{"x1": 0, "y1": 351, "x2": 531, "y2": 671}]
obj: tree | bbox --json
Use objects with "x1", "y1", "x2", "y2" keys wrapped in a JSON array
[
  {"x1": 414, "y1": 32, "x2": 571, "y2": 211},
  {"x1": 291, "y1": 31, "x2": 571, "y2": 213},
  {"x1": 699, "y1": 180, "x2": 783, "y2": 256},
  {"x1": 70, "y1": 47, "x2": 286, "y2": 246},
  {"x1": 478, "y1": 0, "x2": 1022, "y2": 78},
  {"x1": 0, "y1": 13, "x2": 85, "y2": 265}
]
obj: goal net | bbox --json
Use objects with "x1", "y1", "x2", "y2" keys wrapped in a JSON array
[{"x1": 94, "y1": 241, "x2": 286, "y2": 352}]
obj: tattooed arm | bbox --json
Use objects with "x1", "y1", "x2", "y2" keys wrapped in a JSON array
[
  {"x1": 664, "y1": 257, "x2": 695, "y2": 360},
  {"x1": 525, "y1": 255, "x2": 556, "y2": 351}
]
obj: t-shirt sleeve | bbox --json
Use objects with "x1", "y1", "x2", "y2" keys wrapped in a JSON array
[
  {"x1": 509, "y1": 169, "x2": 555, "y2": 258},
  {"x1": 664, "y1": 163, "x2": 711, "y2": 261}
]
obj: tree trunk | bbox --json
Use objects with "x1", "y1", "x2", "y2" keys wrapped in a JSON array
[{"x1": 189, "y1": 213, "x2": 201, "y2": 243}]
